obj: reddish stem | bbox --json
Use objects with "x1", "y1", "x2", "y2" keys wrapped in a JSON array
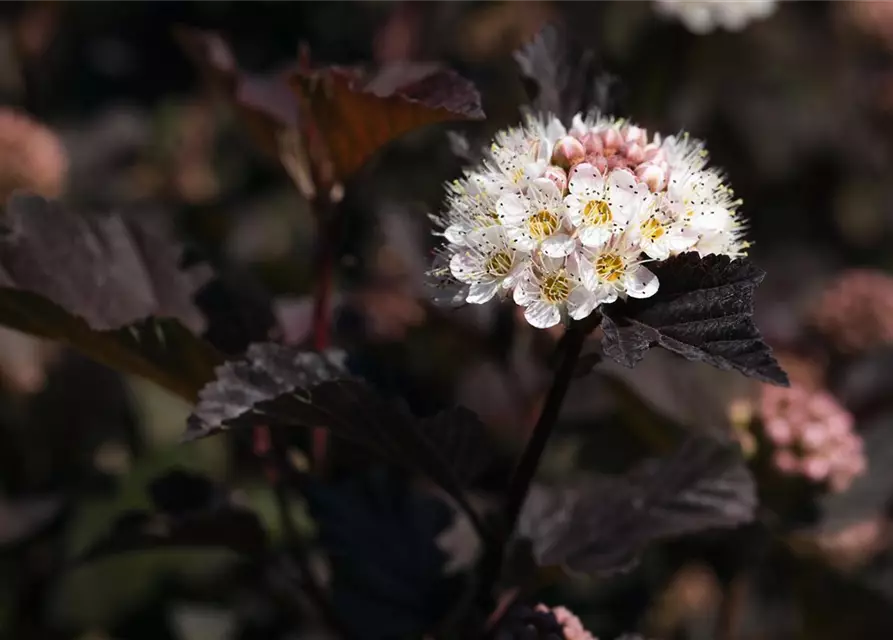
[{"x1": 310, "y1": 200, "x2": 339, "y2": 470}]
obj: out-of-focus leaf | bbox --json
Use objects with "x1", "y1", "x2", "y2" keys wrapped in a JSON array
[
  {"x1": 601, "y1": 254, "x2": 788, "y2": 386},
  {"x1": 194, "y1": 273, "x2": 278, "y2": 356},
  {"x1": 179, "y1": 26, "x2": 484, "y2": 185},
  {"x1": 304, "y1": 473, "x2": 460, "y2": 639},
  {"x1": 175, "y1": 27, "x2": 300, "y2": 160},
  {"x1": 289, "y1": 62, "x2": 484, "y2": 180},
  {"x1": 518, "y1": 438, "x2": 757, "y2": 574},
  {"x1": 0, "y1": 194, "x2": 222, "y2": 399},
  {"x1": 78, "y1": 469, "x2": 267, "y2": 562},
  {"x1": 514, "y1": 23, "x2": 620, "y2": 124},
  {"x1": 601, "y1": 348, "x2": 757, "y2": 436},
  {"x1": 187, "y1": 343, "x2": 493, "y2": 511},
  {"x1": 0, "y1": 495, "x2": 63, "y2": 546}
]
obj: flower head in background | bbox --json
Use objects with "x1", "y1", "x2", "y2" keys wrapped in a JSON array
[
  {"x1": 654, "y1": 0, "x2": 777, "y2": 34},
  {"x1": 431, "y1": 112, "x2": 746, "y2": 328},
  {"x1": 759, "y1": 384, "x2": 866, "y2": 493},
  {"x1": 810, "y1": 269, "x2": 893, "y2": 354},
  {"x1": 536, "y1": 605, "x2": 597, "y2": 640},
  {"x1": 0, "y1": 109, "x2": 67, "y2": 204}
]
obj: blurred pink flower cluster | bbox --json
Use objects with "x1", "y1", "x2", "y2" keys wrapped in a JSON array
[
  {"x1": 0, "y1": 108, "x2": 67, "y2": 203},
  {"x1": 811, "y1": 269, "x2": 893, "y2": 353},
  {"x1": 759, "y1": 384, "x2": 865, "y2": 493},
  {"x1": 535, "y1": 604, "x2": 596, "y2": 640}
]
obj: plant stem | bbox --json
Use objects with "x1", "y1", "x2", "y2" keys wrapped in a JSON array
[
  {"x1": 310, "y1": 196, "x2": 339, "y2": 469},
  {"x1": 502, "y1": 323, "x2": 586, "y2": 536},
  {"x1": 476, "y1": 323, "x2": 588, "y2": 616}
]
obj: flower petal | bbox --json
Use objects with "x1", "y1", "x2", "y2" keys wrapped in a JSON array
[
  {"x1": 568, "y1": 163, "x2": 602, "y2": 195},
  {"x1": 513, "y1": 273, "x2": 539, "y2": 305},
  {"x1": 449, "y1": 252, "x2": 481, "y2": 283},
  {"x1": 497, "y1": 193, "x2": 530, "y2": 225},
  {"x1": 530, "y1": 177, "x2": 561, "y2": 201},
  {"x1": 541, "y1": 233, "x2": 577, "y2": 257},
  {"x1": 467, "y1": 280, "x2": 499, "y2": 304},
  {"x1": 578, "y1": 224, "x2": 613, "y2": 248},
  {"x1": 625, "y1": 265, "x2": 659, "y2": 299},
  {"x1": 506, "y1": 227, "x2": 538, "y2": 252},
  {"x1": 524, "y1": 301, "x2": 561, "y2": 328},
  {"x1": 445, "y1": 223, "x2": 474, "y2": 246},
  {"x1": 567, "y1": 287, "x2": 598, "y2": 320}
]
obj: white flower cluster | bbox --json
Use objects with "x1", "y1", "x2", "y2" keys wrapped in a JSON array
[
  {"x1": 654, "y1": 0, "x2": 777, "y2": 35},
  {"x1": 430, "y1": 113, "x2": 747, "y2": 329}
]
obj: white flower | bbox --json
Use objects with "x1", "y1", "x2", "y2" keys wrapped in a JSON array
[
  {"x1": 580, "y1": 234, "x2": 660, "y2": 303},
  {"x1": 565, "y1": 164, "x2": 651, "y2": 248},
  {"x1": 655, "y1": 0, "x2": 777, "y2": 35},
  {"x1": 428, "y1": 111, "x2": 749, "y2": 327},
  {"x1": 487, "y1": 120, "x2": 551, "y2": 188},
  {"x1": 662, "y1": 168, "x2": 747, "y2": 255},
  {"x1": 498, "y1": 178, "x2": 577, "y2": 257},
  {"x1": 449, "y1": 226, "x2": 529, "y2": 304},
  {"x1": 629, "y1": 203, "x2": 699, "y2": 260},
  {"x1": 661, "y1": 132, "x2": 708, "y2": 175},
  {"x1": 513, "y1": 253, "x2": 599, "y2": 328},
  {"x1": 436, "y1": 173, "x2": 501, "y2": 246}
]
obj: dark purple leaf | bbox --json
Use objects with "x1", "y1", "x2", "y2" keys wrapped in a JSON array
[
  {"x1": 304, "y1": 473, "x2": 460, "y2": 639},
  {"x1": 514, "y1": 23, "x2": 620, "y2": 124},
  {"x1": 187, "y1": 343, "x2": 494, "y2": 509},
  {"x1": 518, "y1": 438, "x2": 757, "y2": 575},
  {"x1": 0, "y1": 194, "x2": 222, "y2": 399},
  {"x1": 600, "y1": 254, "x2": 789, "y2": 386},
  {"x1": 0, "y1": 194, "x2": 209, "y2": 332}
]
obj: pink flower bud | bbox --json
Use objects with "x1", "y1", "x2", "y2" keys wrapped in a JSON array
[
  {"x1": 636, "y1": 163, "x2": 667, "y2": 192},
  {"x1": 580, "y1": 131, "x2": 603, "y2": 155},
  {"x1": 542, "y1": 164, "x2": 568, "y2": 193},
  {"x1": 601, "y1": 127, "x2": 622, "y2": 152},
  {"x1": 583, "y1": 154, "x2": 608, "y2": 174},
  {"x1": 625, "y1": 143, "x2": 645, "y2": 165},
  {"x1": 550, "y1": 136, "x2": 586, "y2": 169},
  {"x1": 622, "y1": 124, "x2": 647, "y2": 146},
  {"x1": 607, "y1": 154, "x2": 630, "y2": 171}
]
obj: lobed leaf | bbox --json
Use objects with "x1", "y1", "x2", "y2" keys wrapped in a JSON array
[
  {"x1": 187, "y1": 343, "x2": 494, "y2": 509},
  {"x1": 514, "y1": 23, "x2": 620, "y2": 124},
  {"x1": 287, "y1": 62, "x2": 484, "y2": 181},
  {"x1": 517, "y1": 437, "x2": 757, "y2": 575},
  {"x1": 179, "y1": 27, "x2": 484, "y2": 186},
  {"x1": 0, "y1": 194, "x2": 222, "y2": 399},
  {"x1": 600, "y1": 253, "x2": 789, "y2": 386}
]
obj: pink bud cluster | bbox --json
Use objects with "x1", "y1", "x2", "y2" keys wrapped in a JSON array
[
  {"x1": 759, "y1": 384, "x2": 866, "y2": 493},
  {"x1": 535, "y1": 604, "x2": 596, "y2": 640},
  {"x1": 811, "y1": 269, "x2": 893, "y2": 354},
  {"x1": 549, "y1": 122, "x2": 671, "y2": 194}
]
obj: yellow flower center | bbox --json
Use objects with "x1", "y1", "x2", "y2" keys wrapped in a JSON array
[
  {"x1": 595, "y1": 253, "x2": 625, "y2": 283},
  {"x1": 640, "y1": 217, "x2": 665, "y2": 241},
  {"x1": 541, "y1": 272, "x2": 570, "y2": 304},
  {"x1": 511, "y1": 167, "x2": 525, "y2": 184},
  {"x1": 582, "y1": 200, "x2": 612, "y2": 226},
  {"x1": 485, "y1": 251, "x2": 513, "y2": 277},
  {"x1": 528, "y1": 210, "x2": 560, "y2": 240}
]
